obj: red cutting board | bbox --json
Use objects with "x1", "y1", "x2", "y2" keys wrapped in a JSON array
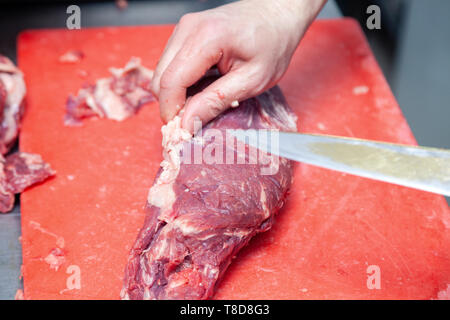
[{"x1": 18, "y1": 19, "x2": 450, "y2": 300}]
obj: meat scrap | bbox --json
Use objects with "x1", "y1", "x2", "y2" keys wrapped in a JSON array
[
  {"x1": 121, "y1": 75, "x2": 298, "y2": 300},
  {"x1": 15, "y1": 289, "x2": 24, "y2": 300},
  {"x1": 0, "y1": 158, "x2": 14, "y2": 212},
  {"x1": 44, "y1": 247, "x2": 66, "y2": 271},
  {"x1": 65, "y1": 57, "x2": 155, "y2": 125},
  {"x1": 0, "y1": 152, "x2": 55, "y2": 213},
  {"x1": 59, "y1": 50, "x2": 84, "y2": 64},
  {"x1": 4, "y1": 152, "x2": 55, "y2": 194},
  {"x1": 0, "y1": 55, "x2": 26, "y2": 155},
  {"x1": 0, "y1": 55, "x2": 55, "y2": 213}
]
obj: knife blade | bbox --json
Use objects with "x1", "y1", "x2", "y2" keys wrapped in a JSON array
[{"x1": 230, "y1": 130, "x2": 450, "y2": 196}]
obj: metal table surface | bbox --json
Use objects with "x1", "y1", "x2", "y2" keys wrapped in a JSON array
[{"x1": 0, "y1": 0, "x2": 340, "y2": 299}]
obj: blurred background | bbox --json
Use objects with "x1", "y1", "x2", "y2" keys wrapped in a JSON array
[{"x1": 0, "y1": 0, "x2": 449, "y2": 299}]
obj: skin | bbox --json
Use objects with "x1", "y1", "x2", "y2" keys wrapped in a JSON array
[{"x1": 151, "y1": 0, "x2": 327, "y2": 133}]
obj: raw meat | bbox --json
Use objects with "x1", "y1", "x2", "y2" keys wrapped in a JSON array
[
  {"x1": 0, "y1": 158, "x2": 14, "y2": 211},
  {"x1": 4, "y1": 152, "x2": 55, "y2": 194},
  {"x1": 0, "y1": 55, "x2": 55, "y2": 213},
  {"x1": 0, "y1": 80, "x2": 6, "y2": 113},
  {"x1": 59, "y1": 50, "x2": 84, "y2": 64},
  {"x1": 121, "y1": 75, "x2": 297, "y2": 300},
  {"x1": 65, "y1": 57, "x2": 155, "y2": 124},
  {"x1": 43, "y1": 247, "x2": 66, "y2": 271},
  {"x1": 0, "y1": 55, "x2": 26, "y2": 155},
  {"x1": 0, "y1": 152, "x2": 55, "y2": 213}
]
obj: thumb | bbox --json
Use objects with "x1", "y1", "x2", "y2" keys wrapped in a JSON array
[{"x1": 181, "y1": 66, "x2": 265, "y2": 134}]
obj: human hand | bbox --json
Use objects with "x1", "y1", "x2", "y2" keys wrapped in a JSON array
[{"x1": 151, "y1": 0, "x2": 326, "y2": 133}]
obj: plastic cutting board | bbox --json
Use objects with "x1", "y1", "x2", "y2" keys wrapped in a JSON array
[{"x1": 17, "y1": 19, "x2": 450, "y2": 299}]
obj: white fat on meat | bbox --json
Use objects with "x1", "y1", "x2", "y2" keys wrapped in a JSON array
[
  {"x1": 0, "y1": 57, "x2": 26, "y2": 148},
  {"x1": 70, "y1": 57, "x2": 154, "y2": 122},
  {"x1": 171, "y1": 216, "x2": 204, "y2": 236},
  {"x1": 109, "y1": 57, "x2": 154, "y2": 80},
  {"x1": 147, "y1": 115, "x2": 192, "y2": 218},
  {"x1": 260, "y1": 187, "x2": 270, "y2": 219},
  {"x1": 92, "y1": 78, "x2": 131, "y2": 121},
  {"x1": 100, "y1": 57, "x2": 154, "y2": 121}
]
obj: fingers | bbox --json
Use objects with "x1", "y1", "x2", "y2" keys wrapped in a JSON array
[
  {"x1": 150, "y1": 23, "x2": 186, "y2": 98},
  {"x1": 181, "y1": 64, "x2": 265, "y2": 133},
  {"x1": 157, "y1": 36, "x2": 223, "y2": 123}
]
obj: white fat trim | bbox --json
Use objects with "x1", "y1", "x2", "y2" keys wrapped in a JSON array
[
  {"x1": 147, "y1": 183, "x2": 175, "y2": 209},
  {"x1": 120, "y1": 288, "x2": 130, "y2": 300},
  {"x1": 260, "y1": 187, "x2": 270, "y2": 219},
  {"x1": 147, "y1": 116, "x2": 192, "y2": 216},
  {"x1": 93, "y1": 78, "x2": 130, "y2": 121},
  {"x1": 223, "y1": 229, "x2": 251, "y2": 238},
  {"x1": 151, "y1": 238, "x2": 169, "y2": 260},
  {"x1": 0, "y1": 71, "x2": 26, "y2": 145},
  {"x1": 82, "y1": 57, "x2": 154, "y2": 121}
]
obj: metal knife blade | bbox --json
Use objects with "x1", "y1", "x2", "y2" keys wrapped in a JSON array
[{"x1": 230, "y1": 130, "x2": 450, "y2": 196}]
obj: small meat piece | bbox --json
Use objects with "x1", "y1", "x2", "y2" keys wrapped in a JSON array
[
  {"x1": 65, "y1": 57, "x2": 155, "y2": 124},
  {"x1": 121, "y1": 75, "x2": 297, "y2": 300},
  {"x1": 0, "y1": 190, "x2": 14, "y2": 213},
  {"x1": 0, "y1": 158, "x2": 14, "y2": 212},
  {"x1": 0, "y1": 152, "x2": 55, "y2": 213},
  {"x1": 59, "y1": 50, "x2": 84, "y2": 64},
  {"x1": 15, "y1": 289, "x2": 24, "y2": 300},
  {"x1": 0, "y1": 55, "x2": 26, "y2": 155},
  {"x1": 4, "y1": 152, "x2": 55, "y2": 194},
  {"x1": 44, "y1": 247, "x2": 66, "y2": 271}
]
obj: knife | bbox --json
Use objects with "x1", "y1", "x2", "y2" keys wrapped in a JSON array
[{"x1": 230, "y1": 130, "x2": 450, "y2": 197}]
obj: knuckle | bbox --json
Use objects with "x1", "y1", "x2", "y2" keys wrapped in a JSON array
[
  {"x1": 248, "y1": 64, "x2": 272, "y2": 93},
  {"x1": 179, "y1": 13, "x2": 195, "y2": 27},
  {"x1": 159, "y1": 70, "x2": 174, "y2": 91},
  {"x1": 204, "y1": 96, "x2": 226, "y2": 118},
  {"x1": 198, "y1": 22, "x2": 221, "y2": 40}
]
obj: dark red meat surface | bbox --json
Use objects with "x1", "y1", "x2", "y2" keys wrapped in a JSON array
[
  {"x1": 122, "y1": 76, "x2": 297, "y2": 299},
  {"x1": 0, "y1": 152, "x2": 55, "y2": 213}
]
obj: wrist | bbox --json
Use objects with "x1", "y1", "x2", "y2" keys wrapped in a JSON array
[{"x1": 256, "y1": 0, "x2": 325, "y2": 42}]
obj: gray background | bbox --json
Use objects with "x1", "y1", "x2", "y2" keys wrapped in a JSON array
[{"x1": 0, "y1": 0, "x2": 448, "y2": 299}]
